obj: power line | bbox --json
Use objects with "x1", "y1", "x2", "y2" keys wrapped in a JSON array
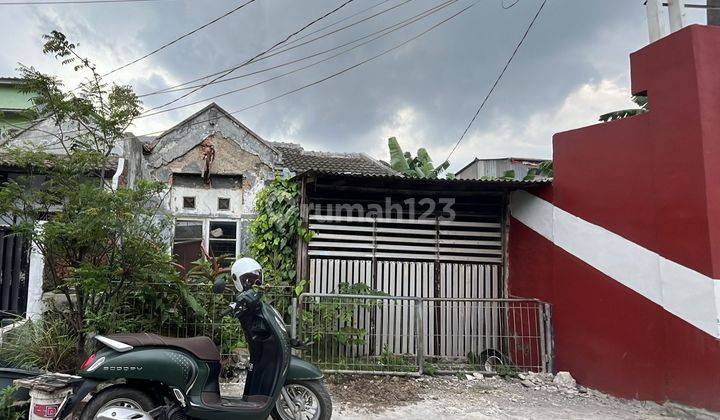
[
  {"x1": 103, "y1": 0, "x2": 258, "y2": 76},
  {"x1": 143, "y1": 0, "x2": 357, "y2": 114},
  {"x1": 445, "y1": 0, "x2": 547, "y2": 163},
  {"x1": 278, "y1": 0, "x2": 395, "y2": 49},
  {"x1": 11, "y1": 0, "x2": 463, "y2": 139},
  {"x1": 14, "y1": 0, "x2": 471, "y2": 141},
  {"x1": 0, "y1": 0, "x2": 172, "y2": 4},
  {"x1": 138, "y1": 0, "x2": 450, "y2": 99},
  {"x1": 136, "y1": 0, "x2": 459, "y2": 118},
  {"x1": 138, "y1": 0, "x2": 415, "y2": 98},
  {"x1": 132, "y1": 0, "x2": 477, "y2": 138}
]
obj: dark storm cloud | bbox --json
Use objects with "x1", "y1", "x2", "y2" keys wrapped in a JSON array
[{"x1": 0, "y1": 0, "x2": 707, "y2": 168}]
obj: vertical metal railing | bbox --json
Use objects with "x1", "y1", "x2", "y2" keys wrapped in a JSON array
[{"x1": 294, "y1": 293, "x2": 553, "y2": 375}]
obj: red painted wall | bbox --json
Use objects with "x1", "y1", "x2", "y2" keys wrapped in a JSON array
[{"x1": 508, "y1": 25, "x2": 720, "y2": 410}]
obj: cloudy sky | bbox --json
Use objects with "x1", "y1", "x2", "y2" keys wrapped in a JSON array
[{"x1": 0, "y1": 0, "x2": 709, "y2": 171}]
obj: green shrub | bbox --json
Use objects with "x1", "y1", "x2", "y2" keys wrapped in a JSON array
[
  {"x1": 0, "y1": 315, "x2": 79, "y2": 372},
  {"x1": 423, "y1": 363, "x2": 438, "y2": 376},
  {"x1": 301, "y1": 282, "x2": 385, "y2": 357},
  {"x1": 249, "y1": 175, "x2": 313, "y2": 319},
  {"x1": 0, "y1": 386, "x2": 27, "y2": 420}
]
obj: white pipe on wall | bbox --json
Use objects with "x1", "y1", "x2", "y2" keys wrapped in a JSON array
[
  {"x1": 668, "y1": 0, "x2": 686, "y2": 32},
  {"x1": 111, "y1": 157, "x2": 126, "y2": 191},
  {"x1": 646, "y1": 0, "x2": 667, "y2": 42}
]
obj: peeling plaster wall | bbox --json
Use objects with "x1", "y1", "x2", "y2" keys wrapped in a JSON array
[
  {"x1": 159, "y1": 134, "x2": 269, "y2": 178},
  {"x1": 150, "y1": 133, "x2": 275, "y2": 218},
  {"x1": 146, "y1": 109, "x2": 279, "y2": 255},
  {"x1": 146, "y1": 106, "x2": 279, "y2": 179}
]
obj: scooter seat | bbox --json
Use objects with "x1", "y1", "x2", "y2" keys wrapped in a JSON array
[{"x1": 108, "y1": 333, "x2": 221, "y2": 361}]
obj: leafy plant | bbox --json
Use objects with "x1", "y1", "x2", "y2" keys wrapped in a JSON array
[
  {"x1": 494, "y1": 364, "x2": 519, "y2": 378},
  {"x1": 423, "y1": 362, "x2": 438, "y2": 376},
  {"x1": 378, "y1": 344, "x2": 414, "y2": 369},
  {"x1": 0, "y1": 315, "x2": 79, "y2": 372},
  {"x1": 388, "y1": 137, "x2": 452, "y2": 179},
  {"x1": 538, "y1": 160, "x2": 553, "y2": 177},
  {"x1": 301, "y1": 282, "x2": 385, "y2": 353},
  {"x1": 599, "y1": 95, "x2": 648, "y2": 122},
  {"x1": 0, "y1": 31, "x2": 197, "y2": 362},
  {"x1": 0, "y1": 386, "x2": 26, "y2": 420},
  {"x1": 522, "y1": 161, "x2": 553, "y2": 181},
  {"x1": 249, "y1": 175, "x2": 312, "y2": 317}
]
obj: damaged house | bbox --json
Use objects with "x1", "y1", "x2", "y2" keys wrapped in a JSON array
[
  {"x1": 0, "y1": 102, "x2": 396, "y2": 316},
  {"x1": 140, "y1": 103, "x2": 396, "y2": 267}
]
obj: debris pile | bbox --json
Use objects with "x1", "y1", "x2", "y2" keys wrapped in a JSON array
[{"x1": 518, "y1": 371, "x2": 582, "y2": 395}]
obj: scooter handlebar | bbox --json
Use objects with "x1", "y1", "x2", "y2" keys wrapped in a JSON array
[
  {"x1": 221, "y1": 302, "x2": 238, "y2": 317},
  {"x1": 221, "y1": 290, "x2": 261, "y2": 318}
]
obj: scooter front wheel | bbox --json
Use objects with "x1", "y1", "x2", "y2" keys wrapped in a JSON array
[
  {"x1": 272, "y1": 380, "x2": 332, "y2": 420},
  {"x1": 80, "y1": 386, "x2": 156, "y2": 420}
]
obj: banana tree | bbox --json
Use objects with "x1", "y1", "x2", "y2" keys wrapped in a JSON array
[
  {"x1": 599, "y1": 95, "x2": 648, "y2": 122},
  {"x1": 387, "y1": 137, "x2": 452, "y2": 179}
]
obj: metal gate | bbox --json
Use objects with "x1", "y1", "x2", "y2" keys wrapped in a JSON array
[
  {"x1": 0, "y1": 228, "x2": 29, "y2": 320},
  {"x1": 294, "y1": 293, "x2": 553, "y2": 375}
]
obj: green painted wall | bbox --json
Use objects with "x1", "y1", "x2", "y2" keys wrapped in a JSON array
[{"x1": 0, "y1": 83, "x2": 34, "y2": 137}]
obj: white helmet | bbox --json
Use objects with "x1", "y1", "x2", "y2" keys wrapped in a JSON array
[{"x1": 231, "y1": 257, "x2": 263, "y2": 291}]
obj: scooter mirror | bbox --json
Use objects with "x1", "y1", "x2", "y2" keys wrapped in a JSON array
[{"x1": 213, "y1": 278, "x2": 227, "y2": 294}]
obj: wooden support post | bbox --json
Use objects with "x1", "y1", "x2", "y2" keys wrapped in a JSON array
[
  {"x1": 433, "y1": 217, "x2": 441, "y2": 358},
  {"x1": 295, "y1": 176, "x2": 310, "y2": 289},
  {"x1": 668, "y1": 0, "x2": 686, "y2": 32},
  {"x1": 646, "y1": 0, "x2": 666, "y2": 42},
  {"x1": 369, "y1": 215, "x2": 377, "y2": 356}
]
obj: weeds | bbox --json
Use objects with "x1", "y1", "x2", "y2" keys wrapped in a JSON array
[
  {"x1": 0, "y1": 315, "x2": 79, "y2": 372},
  {"x1": 0, "y1": 386, "x2": 27, "y2": 420}
]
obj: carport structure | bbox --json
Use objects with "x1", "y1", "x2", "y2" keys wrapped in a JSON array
[{"x1": 293, "y1": 171, "x2": 551, "y2": 373}]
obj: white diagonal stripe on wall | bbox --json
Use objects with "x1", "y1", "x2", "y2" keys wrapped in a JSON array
[{"x1": 510, "y1": 190, "x2": 720, "y2": 338}]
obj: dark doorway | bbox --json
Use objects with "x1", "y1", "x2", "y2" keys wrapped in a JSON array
[{"x1": 0, "y1": 228, "x2": 29, "y2": 320}]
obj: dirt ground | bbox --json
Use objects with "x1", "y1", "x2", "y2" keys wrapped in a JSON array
[
  {"x1": 326, "y1": 374, "x2": 673, "y2": 419},
  {"x1": 223, "y1": 373, "x2": 720, "y2": 419}
]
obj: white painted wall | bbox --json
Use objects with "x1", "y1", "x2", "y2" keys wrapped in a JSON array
[
  {"x1": 26, "y1": 222, "x2": 46, "y2": 320},
  {"x1": 510, "y1": 190, "x2": 720, "y2": 338},
  {"x1": 169, "y1": 185, "x2": 243, "y2": 219}
]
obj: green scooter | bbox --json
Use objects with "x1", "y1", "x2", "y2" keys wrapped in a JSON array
[{"x1": 56, "y1": 258, "x2": 332, "y2": 420}]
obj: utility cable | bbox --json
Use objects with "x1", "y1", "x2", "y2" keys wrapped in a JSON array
[
  {"x1": 138, "y1": 0, "x2": 451, "y2": 98},
  {"x1": 103, "y1": 0, "x2": 258, "y2": 76},
  {"x1": 136, "y1": 0, "x2": 459, "y2": 117},
  {"x1": 143, "y1": 0, "x2": 357, "y2": 113},
  {"x1": 0, "y1": 0, "x2": 172, "y2": 4},
  {"x1": 445, "y1": 0, "x2": 547, "y2": 163},
  {"x1": 138, "y1": 0, "x2": 410, "y2": 98},
  {"x1": 133, "y1": 0, "x2": 477, "y2": 138}
]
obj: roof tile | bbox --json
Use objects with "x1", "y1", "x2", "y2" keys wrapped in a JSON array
[{"x1": 272, "y1": 142, "x2": 398, "y2": 176}]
